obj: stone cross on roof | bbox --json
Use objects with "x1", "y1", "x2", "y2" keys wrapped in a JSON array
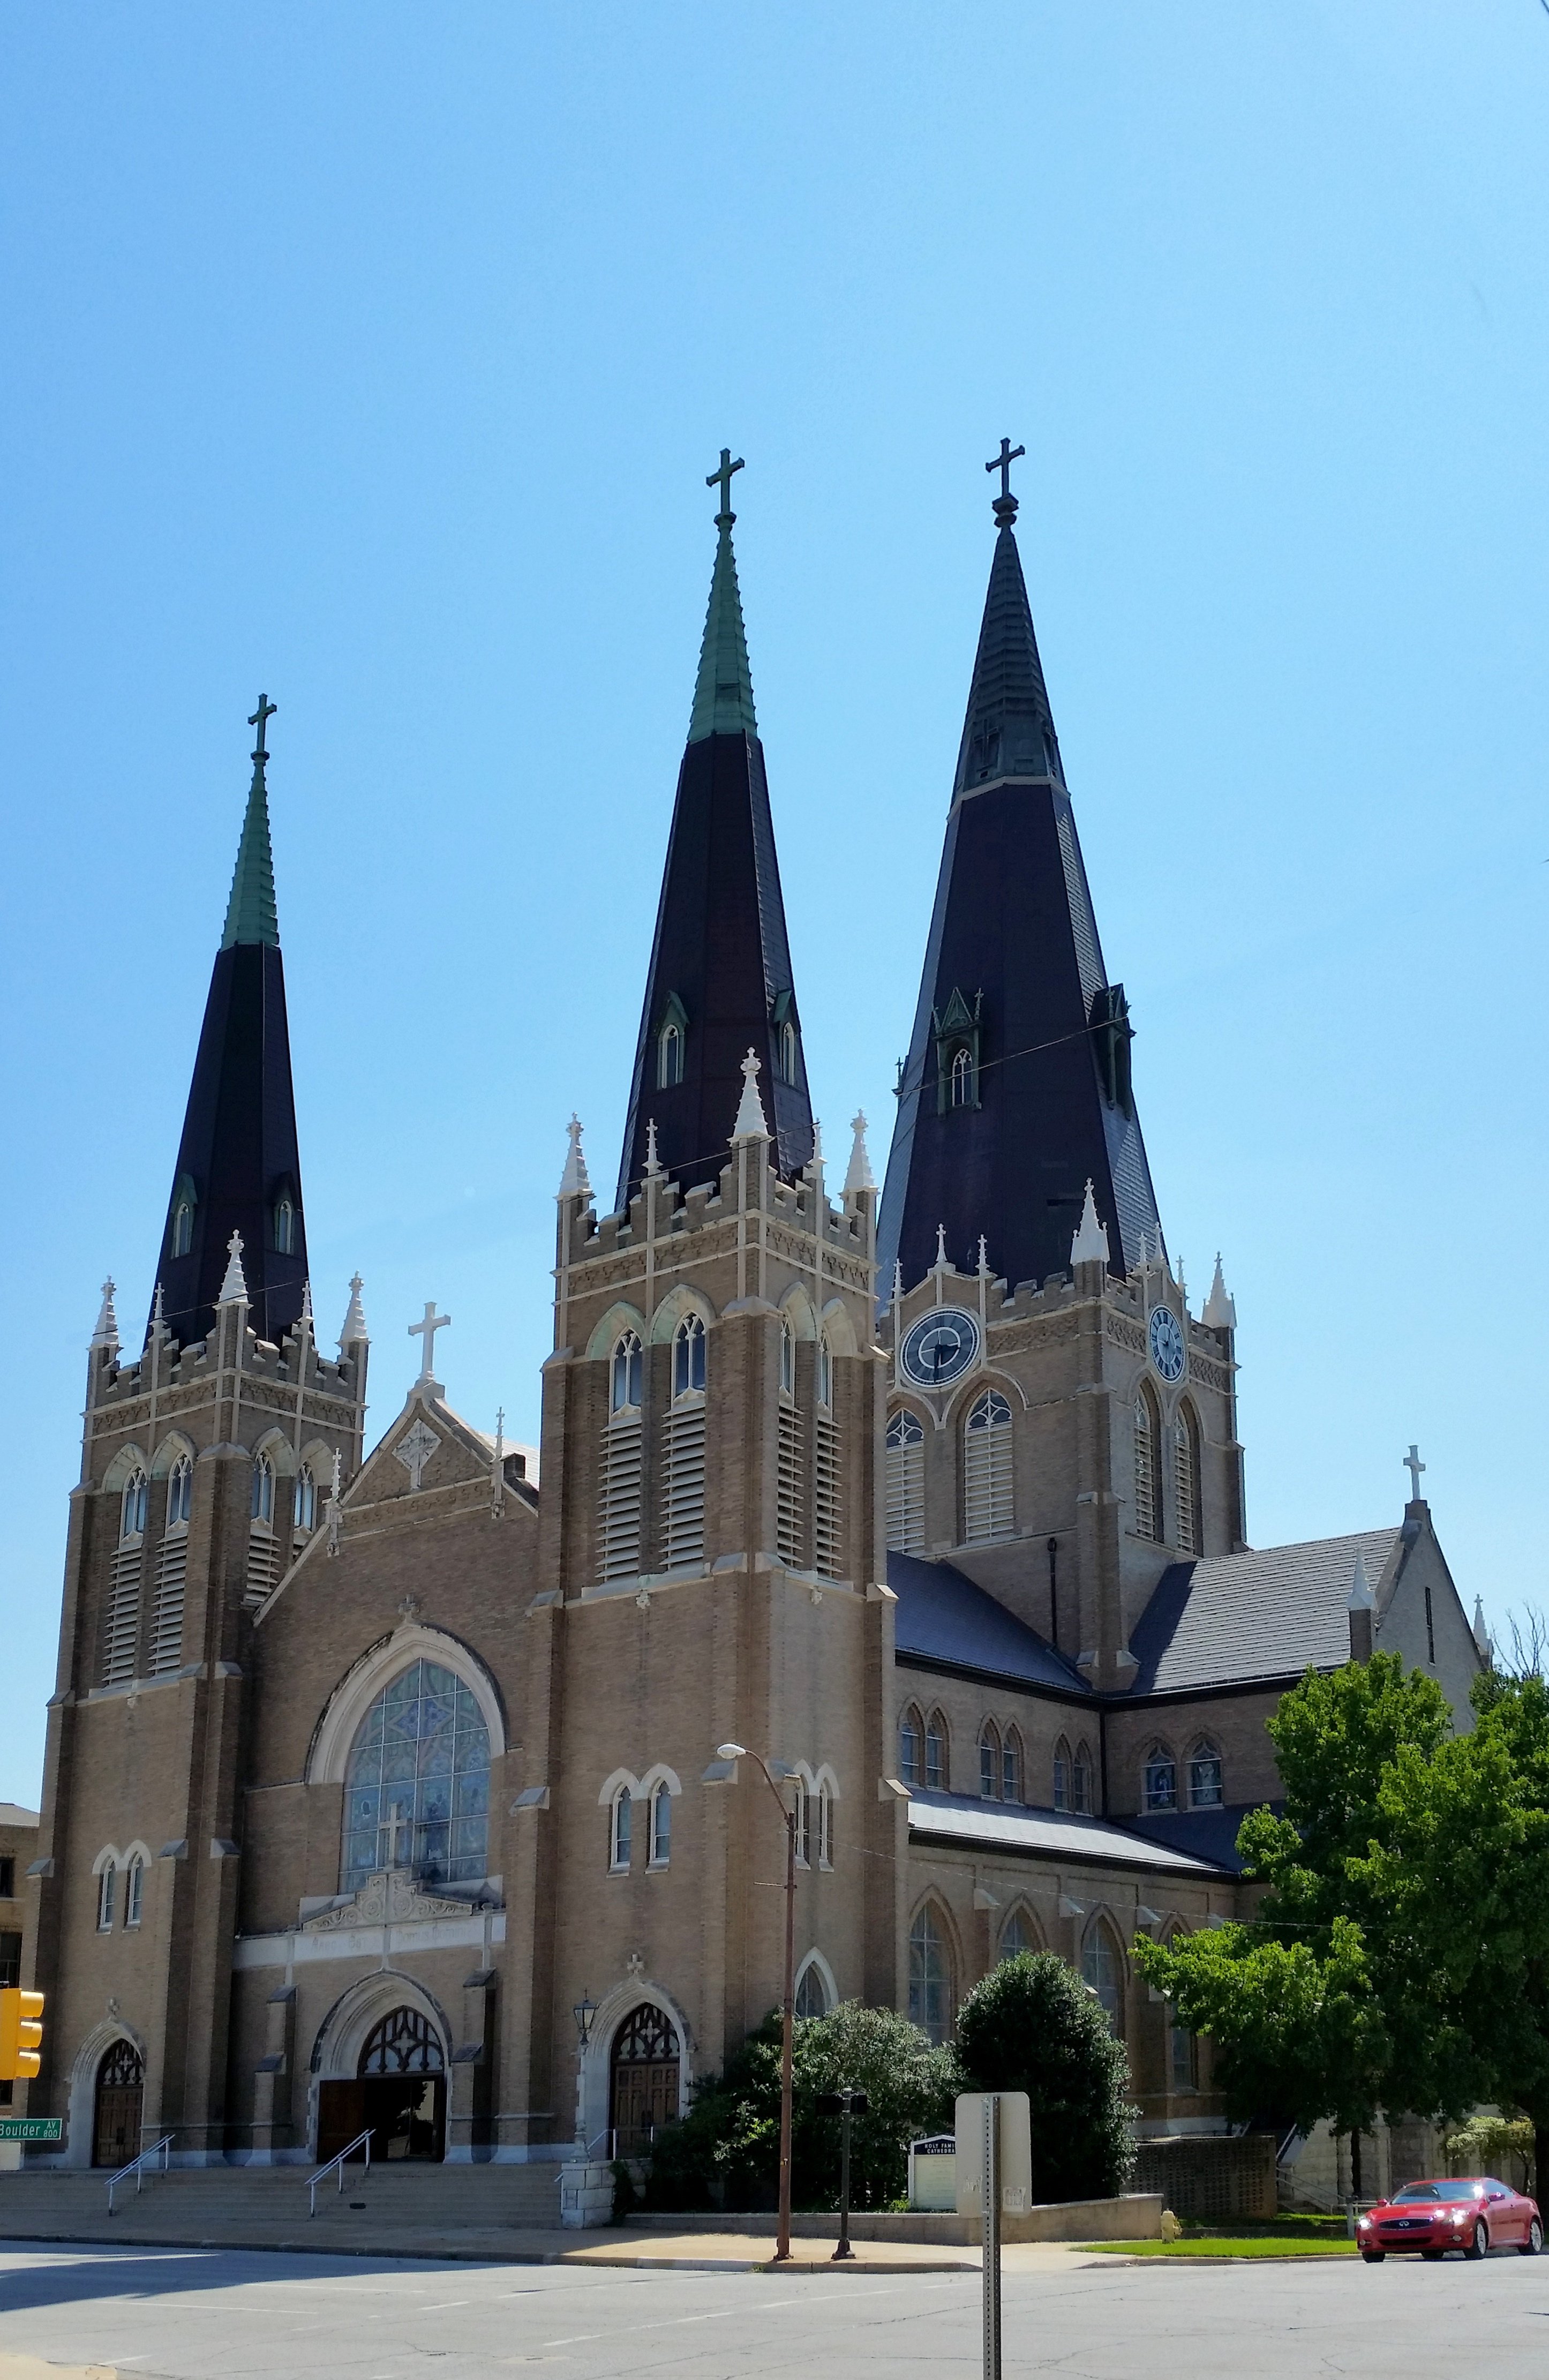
[
  {"x1": 409, "y1": 1300, "x2": 451, "y2": 1382},
  {"x1": 1404, "y1": 1444, "x2": 1426, "y2": 1501}
]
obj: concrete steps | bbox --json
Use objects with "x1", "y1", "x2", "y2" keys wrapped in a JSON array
[{"x1": 0, "y1": 2160, "x2": 565, "y2": 2254}]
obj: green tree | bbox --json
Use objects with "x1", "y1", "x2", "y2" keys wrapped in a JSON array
[
  {"x1": 644, "y1": 2001, "x2": 954, "y2": 2213},
  {"x1": 952, "y1": 1952, "x2": 1136, "y2": 2203}
]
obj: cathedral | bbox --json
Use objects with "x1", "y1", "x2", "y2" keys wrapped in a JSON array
[{"x1": 17, "y1": 447, "x2": 1485, "y2": 2201}]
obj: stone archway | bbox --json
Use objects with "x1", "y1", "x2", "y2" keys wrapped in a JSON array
[
  {"x1": 315, "y1": 1991, "x2": 449, "y2": 2165},
  {"x1": 609, "y1": 2003, "x2": 681, "y2": 2156},
  {"x1": 92, "y1": 2039, "x2": 144, "y2": 2168}
]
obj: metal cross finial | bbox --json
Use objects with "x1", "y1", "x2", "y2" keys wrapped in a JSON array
[
  {"x1": 1404, "y1": 1443, "x2": 1426, "y2": 1501},
  {"x1": 409, "y1": 1300, "x2": 452, "y2": 1380},
  {"x1": 248, "y1": 694, "x2": 277, "y2": 759},
  {"x1": 985, "y1": 437, "x2": 1025, "y2": 525},
  {"x1": 707, "y1": 447, "x2": 745, "y2": 524}
]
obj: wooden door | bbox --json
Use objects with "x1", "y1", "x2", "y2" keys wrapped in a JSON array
[
  {"x1": 92, "y1": 2041, "x2": 145, "y2": 2168},
  {"x1": 609, "y1": 2003, "x2": 680, "y2": 2154},
  {"x1": 315, "y1": 2078, "x2": 368, "y2": 2164}
]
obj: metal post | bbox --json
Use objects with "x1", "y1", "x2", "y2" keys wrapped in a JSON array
[
  {"x1": 834, "y1": 2093, "x2": 854, "y2": 2260},
  {"x1": 775, "y1": 1801, "x2": 796, "y2": 2263},
  {"x1": 982, "y1": 2093, "x2": 1001, "y2": 2380}
]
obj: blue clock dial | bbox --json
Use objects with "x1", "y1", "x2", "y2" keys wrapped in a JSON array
[
  {"x1": 900, "y1": 1307, "x2": 981, "y2": 1390},
  {"x1": 1147, "y1": 1305, "x2": 1186, "y2": 1385}
]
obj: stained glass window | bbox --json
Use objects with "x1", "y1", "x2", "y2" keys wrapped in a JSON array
[{"x1": 341, "y1": 1659, "x2": 490, "y2": 1893}]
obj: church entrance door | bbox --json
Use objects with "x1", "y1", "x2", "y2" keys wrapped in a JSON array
[
  {"x1": 92, "y1": 2040, "x2": 145, "y2": 2168},
  {"x1": 610, "y1": 2003, "x2": 679, "y2": 2156},
  {"x1": 318, "y1": 2004, "x2": 446, "y2": 2164}
]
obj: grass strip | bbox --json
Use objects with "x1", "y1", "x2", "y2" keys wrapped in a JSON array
[{"x1": 1088, "y1": 2236, "x2": 1359, "y2": 2259}]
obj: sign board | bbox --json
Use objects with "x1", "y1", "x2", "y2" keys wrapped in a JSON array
[
  {"x1": 0, "y1": 2118, "x2": 62, "y2": 2142},
  {"x1": 954, "y1": 2092, "x2": 1032, "y2": 2217}
]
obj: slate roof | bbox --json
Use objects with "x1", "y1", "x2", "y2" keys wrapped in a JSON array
[
  {"x1": 907, "y1": 1789, "x2": 1231, "y2": 1877},
  {"x1": 889, "y1": 1550, "x2": 1090, "y2": 1694},
  {"x1": 1118, "y1": 1803, "x2": 1275, "y2": 1876},
  {"x1": 1127, "y1": 1529, "x2": 1403, "y2": 1694}
]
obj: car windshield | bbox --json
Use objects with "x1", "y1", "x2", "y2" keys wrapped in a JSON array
[{"x1": 1393, "y1": 2183, "x2": 1479, "y2": 2204}]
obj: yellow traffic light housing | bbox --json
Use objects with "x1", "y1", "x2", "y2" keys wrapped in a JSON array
[{"x1": 0, "y1": 1988, "x2": 44, "y2": 2081}]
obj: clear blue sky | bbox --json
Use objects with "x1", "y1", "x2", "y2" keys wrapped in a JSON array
[{"x1": 3, "y1": 4, "x2": 1546, "y2": 1806}]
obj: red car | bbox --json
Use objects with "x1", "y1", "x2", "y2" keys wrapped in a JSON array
[{"x1": 1357, "y1": 2177, "x2": 1543, "y2": 2262}]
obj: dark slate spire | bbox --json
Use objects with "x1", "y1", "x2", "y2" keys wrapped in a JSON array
[
  {"x1": 148, "y1": 698, "x2": 310, "y2": 1349},
  {"x1": 615, "y1": 456, "x2": 814, "y2": 1210},
  {"x1": 877, "y1": 451, "x2": 1164, "y2": 1296}
]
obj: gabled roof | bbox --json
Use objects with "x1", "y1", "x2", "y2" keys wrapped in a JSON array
[
  {"x1": 889, "y1": 1550, "x2": 1091, "y2": 1695},
  {"x1": 907, "y1": 1788, "x2": 1231, "y2": 1877},
  {"x1": 1127, "y1": 1528, "x2": 1403, "y2": 1695}
]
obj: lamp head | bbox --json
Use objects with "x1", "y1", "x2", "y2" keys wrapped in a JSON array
[{"x1": 717, "y1": 1742, "x2": 746, "y2": 1762}]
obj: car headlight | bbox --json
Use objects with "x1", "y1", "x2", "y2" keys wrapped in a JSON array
[
  {"x1": 1357, "y1": 2217, "x2": 1372, "y2": 2230},
  {"x1": 1450, "y1": 2209, "x2": 1470, "y2": 2224}
]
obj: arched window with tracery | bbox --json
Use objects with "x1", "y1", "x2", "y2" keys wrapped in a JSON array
[
  {"x1": 1001, "y1": 1728, "x2": 1023, "y2": 1805},
  {"x1": 1144, "y1": 1743, "x2": 1178, "y2": 1813},
  {"x1": 293, "y1": 1464, "x2": 317, "y2": 1534},
  {"x1": 814, "y1": 1337, "x2": 841, "y2": 1578},
  {"x1": 360, "y1": 2006, "x2": 443, "y2": 2074},
  {"x1": 658, "y1": 1019, "x2": 684, "y2": 1088},
  {"x1": 950, "y1": 1047, "x2": 973, "y2": 1108},
  {"x1": 1187, "y1": 1739, "x2": 1223, "y2": 1810},
  {"x1": 151, "y1": 1454, "x2": 192, "y2": 1678},
  {"x1": 340, "y1": 1659, "x2": 491, "y2": 1893},
  {"x1": 96, "y1": 1861, "x2": 116, "y2": 1931},
  {"x1": 1081, "y1": 1920, "x2": 1124, "y2": 2031},
  {"x1": 885, "y1": 1407, "x2": 926, "y2": 1553},
  {"x1": 1000, "y1": 1908, "x2": 1037, "y2": 1961},
  {"x1": 1052, "y1": 1736, "x2": 1072, "y2": 1812},
  {"x1": 121, "y1": 1469, "x2": 149, "y2": 1541},
  {"x1": 779, "y1": 1319, "x2": 795, "y2": 1398},
  {"x1": 650, "y1": 1781, "x2": 672, "y2": 1867},
  {"x1": 898, "y1": 1706, "x2": 922, "y2": 1788},
  {"x1": 611, "y1": 1330, "x2": 643, "y2": 1413},
  {"x1": 611, "y1": 2003, "x2": 680, "y2": 2153},
  {"x1": 776, "y1": 1318, "x2": 802, "y2": 1566},
  {"x1": 600, "y1": 1331, "x2": 645, "y2": 1584},
  {"x1": 610, "y1": 1784, "x2": 633, "y2": 1871},
  {"x1": 795, "y1": 1958, "x2": 830, "y2": 2018},
  {"x1": 664, "y1": 1313, "x2": 708, "y2": 1566},
  {"x1": 964, "y1": 1390, "x2": 1013, "y2": 1542},
  {"x1": 125, "y1": 1854, "x2": 145, "y2": 1928},
  {"x1": 106, "y1": 1469, "x2": 148, "y2": 1686},
  {"x1": 250, "y1": 1453, "x2": 274, "y2": 1527},
  {"x1": 924, "y1": 1709, "x2": 948, "y2": 1793},
  {"x1": 979, "y1": 1723, "x2": 1000, "y2": 1799},
  {"x1": 164, "y1": 1455, "x2": 192, "y2": 1528},
  {"x1": 908, "y1": 1904, "x2": 953, "y2": 2044},
  {"x1": 1175, "y1": 1401, "x2": 1202, "y2": 1554},
  {"x1": 1134, "y1": 1384, "x2": 1162, "y2": 1541}
]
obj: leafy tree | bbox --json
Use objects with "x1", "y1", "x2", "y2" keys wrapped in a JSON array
[
  {"x1": 644, "y1": 2001, "x2": 954, "y2": 2213},
  {"x1": 952, "y1": 1952, "x2": 1136, "y2": 2203}
]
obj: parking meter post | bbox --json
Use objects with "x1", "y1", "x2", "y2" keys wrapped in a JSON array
[{"x1": 982, "y1": 2092, "x2": 1001, "y2": 2380}]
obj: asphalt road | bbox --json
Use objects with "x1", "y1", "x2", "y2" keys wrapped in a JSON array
[{"x1": 2, "y1": 2238, "x2": 1548, "y2": 2379}]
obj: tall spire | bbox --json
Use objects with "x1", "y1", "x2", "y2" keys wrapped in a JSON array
[
  {"x1": 615, "y1": 457, "x2": 814, "y2": 1210},
  {"x1": 220, "y1": 695, "x2": 280, "y2": 949},
  {"x1": 148, "y1": 699, "x2": 310, "y2": 1350},
  {"x1": 877, "y1": 448, "x2": 1165, "y2": 1297}
]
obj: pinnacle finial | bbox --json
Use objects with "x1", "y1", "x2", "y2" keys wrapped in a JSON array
[
  {"x1": 644, "y1": 1118, "x2": 662, "y2": 1178},
  {"x1": 151, "y1": 1281, "x2": 165, "y2": 1333},
  {"x1": 222, "y1": 699, "x2": 281, "y2": 950},
  {"x1": 732, "y1": 1048, "x2": 770, "y2": 1142},
  {"x1": 91, "y1": 1277, "x2": 120, "y2": 1351},
  {"x1": 218, "y1": 1232, "x2": 248, "y2": 1303},
  {"x1": 1070, "y1": 1180, "x2": 1110, "y2": 1269},
  {"x1": 339, "y1": 1272, "x2": 369, "y2": 1350},
  {"x1": 1347, "y1": 1552, "x2": 1376, "y2": 1613},
  {"x1": 1203, "y1": 1252, "x2": 1236, "y2": 1332},
  {"x1": 844, "y1": 1112, "x2": 874, "y2": 1197},
  {"x1": 977, "y1": 1234, "x2": 989, "y2": 1276},
  {"x1": 1473, "y1": 1594, "x2": 1491, "y2": 1657},
  {"x1": 300, "y1": 1279, "x2": 314, "y2": 1331},
  {"x1": 689, "y1": 461, "x2": 758, "y2": 742},
  {"x1": 558, "y1": 1114, "x2": 592, "y2": 1201},
  {"x1": 935, "y1": 1223, "x2": 948, "y2": 1268},
  {"x1": 986, "y1": 436, "x2": 1025, "y2": 528}
]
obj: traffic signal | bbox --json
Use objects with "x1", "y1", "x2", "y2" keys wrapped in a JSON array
[{"x1": 0, "y1": 1988, "x2": 44, "y2": 2082}]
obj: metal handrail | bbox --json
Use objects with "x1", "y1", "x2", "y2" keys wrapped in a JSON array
[
  {"x1": 105, "y1": 2133, "x2": 175, "y2": 2213},
  {"x1": 306, "y1": 2129, "x2": 373, "y2": 2214}
]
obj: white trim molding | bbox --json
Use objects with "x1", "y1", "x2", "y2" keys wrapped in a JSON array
[{"x1": 306, "y1": 1625, "x2": 507, "y2": 1784}]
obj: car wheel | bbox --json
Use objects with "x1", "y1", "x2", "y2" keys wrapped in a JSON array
[
  {"x1": 1464, "y1": 2219, "x2": 1488, "y2": 2260},
  {"x1": 1520, "y1": 2218, "x2": 1544, "y2": 2258},
  {"x1": 1360, "y1": 2250, "x2": 1385, "y2": 2264},
  {"x1": 1421, "y1": 2249, "x2": 1444, "y2": 2261}
]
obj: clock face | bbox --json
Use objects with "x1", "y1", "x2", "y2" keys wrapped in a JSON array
[
  {"x1": 899, "y1": 1306, "x2": 982, "y2": 1391},
  {"x1": 1148, "y1": 1305, "x2": 1186, "y2": 1385}
]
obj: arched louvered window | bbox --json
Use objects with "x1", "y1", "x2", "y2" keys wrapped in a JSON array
[
  {"x1": 979, "y1": 1723, "x2": 999, "y2": 1799},
  {"x1": 1081, "y1": 1921, "x2": 1124, "y2": 2030},
  {"x1": 1175, "y1": 1402, "x2": 1202, "y2": 1554},
  {"x1": 1134, "y1": 1384, "x2": 1162, "y2": 1541},
  {"x1": 1052, "y1": 1737, "x2": 1072, "y2": 1812},
  {"x1": 166, "y1": 1454, "x2": 193, "y2": 1528},
  {"x1": 612, "y1": 1330, "x2": 643, "y2": 1413},
  {"x1": 885, "y1": 1407, "x2": 925, "y2": 1553},
  {"x1": 665, "y1": 1315, "x2": 708, "y2": 1566},
  {"x1": 924, "y1": 1710, "x2": 947, "y2": 1792},
  {"x1": 964, "y1": 1390, "x2": 1013, "y2": 1542},
  {"x1": 898, "y1": 1706, "x2": 922, "y2": 1788},
  {"x1": 1187, "y1": 1740, "x2": 1223, "y2": 1810},
  {"x1": 908, "y1": 1904, "x2": 953, "y2": 2044},
  {"x1": 1144, "y1": 1744, "x2": 1178, "y2": 1812},
  {"x1": 120, "y1": 1469, "x2": 149, "y2": 1541},
  {"x1": 251, "y1": 1453, "x2": 274, "y2": 1527}
]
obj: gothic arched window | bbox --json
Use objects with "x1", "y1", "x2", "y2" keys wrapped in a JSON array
[
  {"x1": 125, "y1": 1853, "x2": 145, "y2": 1928},
  {"x1": 611, "y1": 1330, "x2": 643, "y2": 1413},
  {"x1": 1001, "y1": 1728, "x2": 1023, "y2": 1805},
  {"x1": 908, "y1": 1904, "x2": 953, "y2": 2044},
  {"x1": 672, "y1": 1313, "x2": 706, "y2": 1400},
  {"x1": 885, "y1": 1406, "x2": 925, "y2": 1553},
  {"x1": 250, "y1": 1453, "x2": 274, "y2": 1527},
  {"x1": 1000, "y1": 1907, "x2": 1036, "y2": 1961},
  {"x1": 658, "y1": 1019, "x2": 684, "y2": 1088},
  {"x1": 979, "y1": 1723, "x2": 1000, "y2": 1800},
  {"x1": 816, "y1": 1333, "x2": 832, "y2": 1408},
  {"x1": 964, "y1": 1390, "x2": 1013, "y2": 1542},
  {"x1": 1052, "y1": 1736, "x2": 1072, "y2": 1812},
  {"x1": 778, "y1": 1019, "x2": 798, "y2": 1086},
  {"x1": 1175, "y1": 1401, "x2": 1202, "y2": 1555},
  {"x1": 1144, "y1": 1744, "x2": 1178, "y2": 1813},
  {"x1": 293, "y1": 1464, "x2": 317, "y2": 1534},
  {"x1": 274, "y1": 1196, "x2": 295, "y2": 1256},
  {"x1": 795, "y1": 1958, "x2": 830, "y2": 2019},
  {"x1": 950, "y1": 1046, "x2": 973, "y2": 1108},
  {"x1": 340, "y1": 1658, "x2": 491, "y2": 1894},
  {"x1": 166, "y1": 1454, "x2": 193, "y2": 1529},
  {"x1": 119, "y1": 1468, "x2": 149, "y2": 1541},
  {"x1": 898, "y1": 1706, "x2": 923, "y2": 1788},
  {"x1": 1072, "y1": 1741, "x2": 1094, "y2": 1814},
  {"x1": 1187, "y1": 1739, "x2": 1223, "y2": 1810},
  {"x1": 171, "y1": 1198, "x2": 194, "y2": 1259},
  {"x1": 610, "y1": 1785, "x2": 633, "y2": 1873},
  {"x1": 650, "y1": 1781, "x2": 672, "y2": 1867},
  {"x1": 1081, "y1": 1921, "x2": 1124, "y2": 2030},
  {"x1": 96, "y1": 1861, "x2": 116, "y2": 1931},
  {"x1": 1134, "y1": 1384, "x2": 1163, "y2": 1541},
  {"x1": 818, "y1": 1780, "x2": 833, "y2": 1868},
  {"x1": 924, "y1": 1709, "x2": 948, "y2": 1793},
  {"x1": 794, "y1": 1776, "x2": 810, "y2": 1867}
]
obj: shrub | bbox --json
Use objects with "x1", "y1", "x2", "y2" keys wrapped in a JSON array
[
  {"x1": 953, "y1": 1952, "x2": 1137, "y2": 2203},
  {"x1": 643, "y1": 2000, "x2": 955, "y2": 2213}
]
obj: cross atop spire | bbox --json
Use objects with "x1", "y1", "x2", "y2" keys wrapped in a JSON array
[
  {"x1": 223, "y1": 696, "x2": 280, "y2": 950},
  {"x1": 249, "y1": 692, "x2": 277, "y2": 760},
  {"x1": 706, "y1": 447, "x2": 744, "y2": 524},
  {"x1": 986, "y1": 436, "x2": 1025, "y2": 525},
  {"x1": 1404, "y1": 1444, "x2": 1427, "y2": 1503}
]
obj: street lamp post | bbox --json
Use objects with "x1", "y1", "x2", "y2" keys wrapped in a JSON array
[
  {"x1": 718, "y1": 1740, "x2": 798, "y2": 2264},
  {"x1": 572, "y1": 1989, "x2": 597, "y2": 2152},
  {"x1": 817, "y1": 2086, "x2": 869, "y2": 2259}
]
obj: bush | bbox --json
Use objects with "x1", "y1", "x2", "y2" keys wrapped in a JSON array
[
  {"x1": 644, "y1": 2000, "x2": 955, "y2": 2213},
  {"x1": 953, "y1": 1953, "x2": 1137, "y2": 2203}
]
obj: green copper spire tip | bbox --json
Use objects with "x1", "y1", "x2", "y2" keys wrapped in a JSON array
[
  {"x1": 688, "y1": 453, "x2": 758, "y2": 744},
  {"x1": 220, "y1": 695, "x2": 280, "y2": 950}
]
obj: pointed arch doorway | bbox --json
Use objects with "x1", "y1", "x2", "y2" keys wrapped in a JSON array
[
  {"x1": 610, "y1": 2003, "x2": 680, "y2": 2155},
  {"x1": 316, "y1": 2004, "x2": 446, "y2": 2164},
  {"x1": 92, "y1": 2040, "x2": 144, "y2": 2167}
]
